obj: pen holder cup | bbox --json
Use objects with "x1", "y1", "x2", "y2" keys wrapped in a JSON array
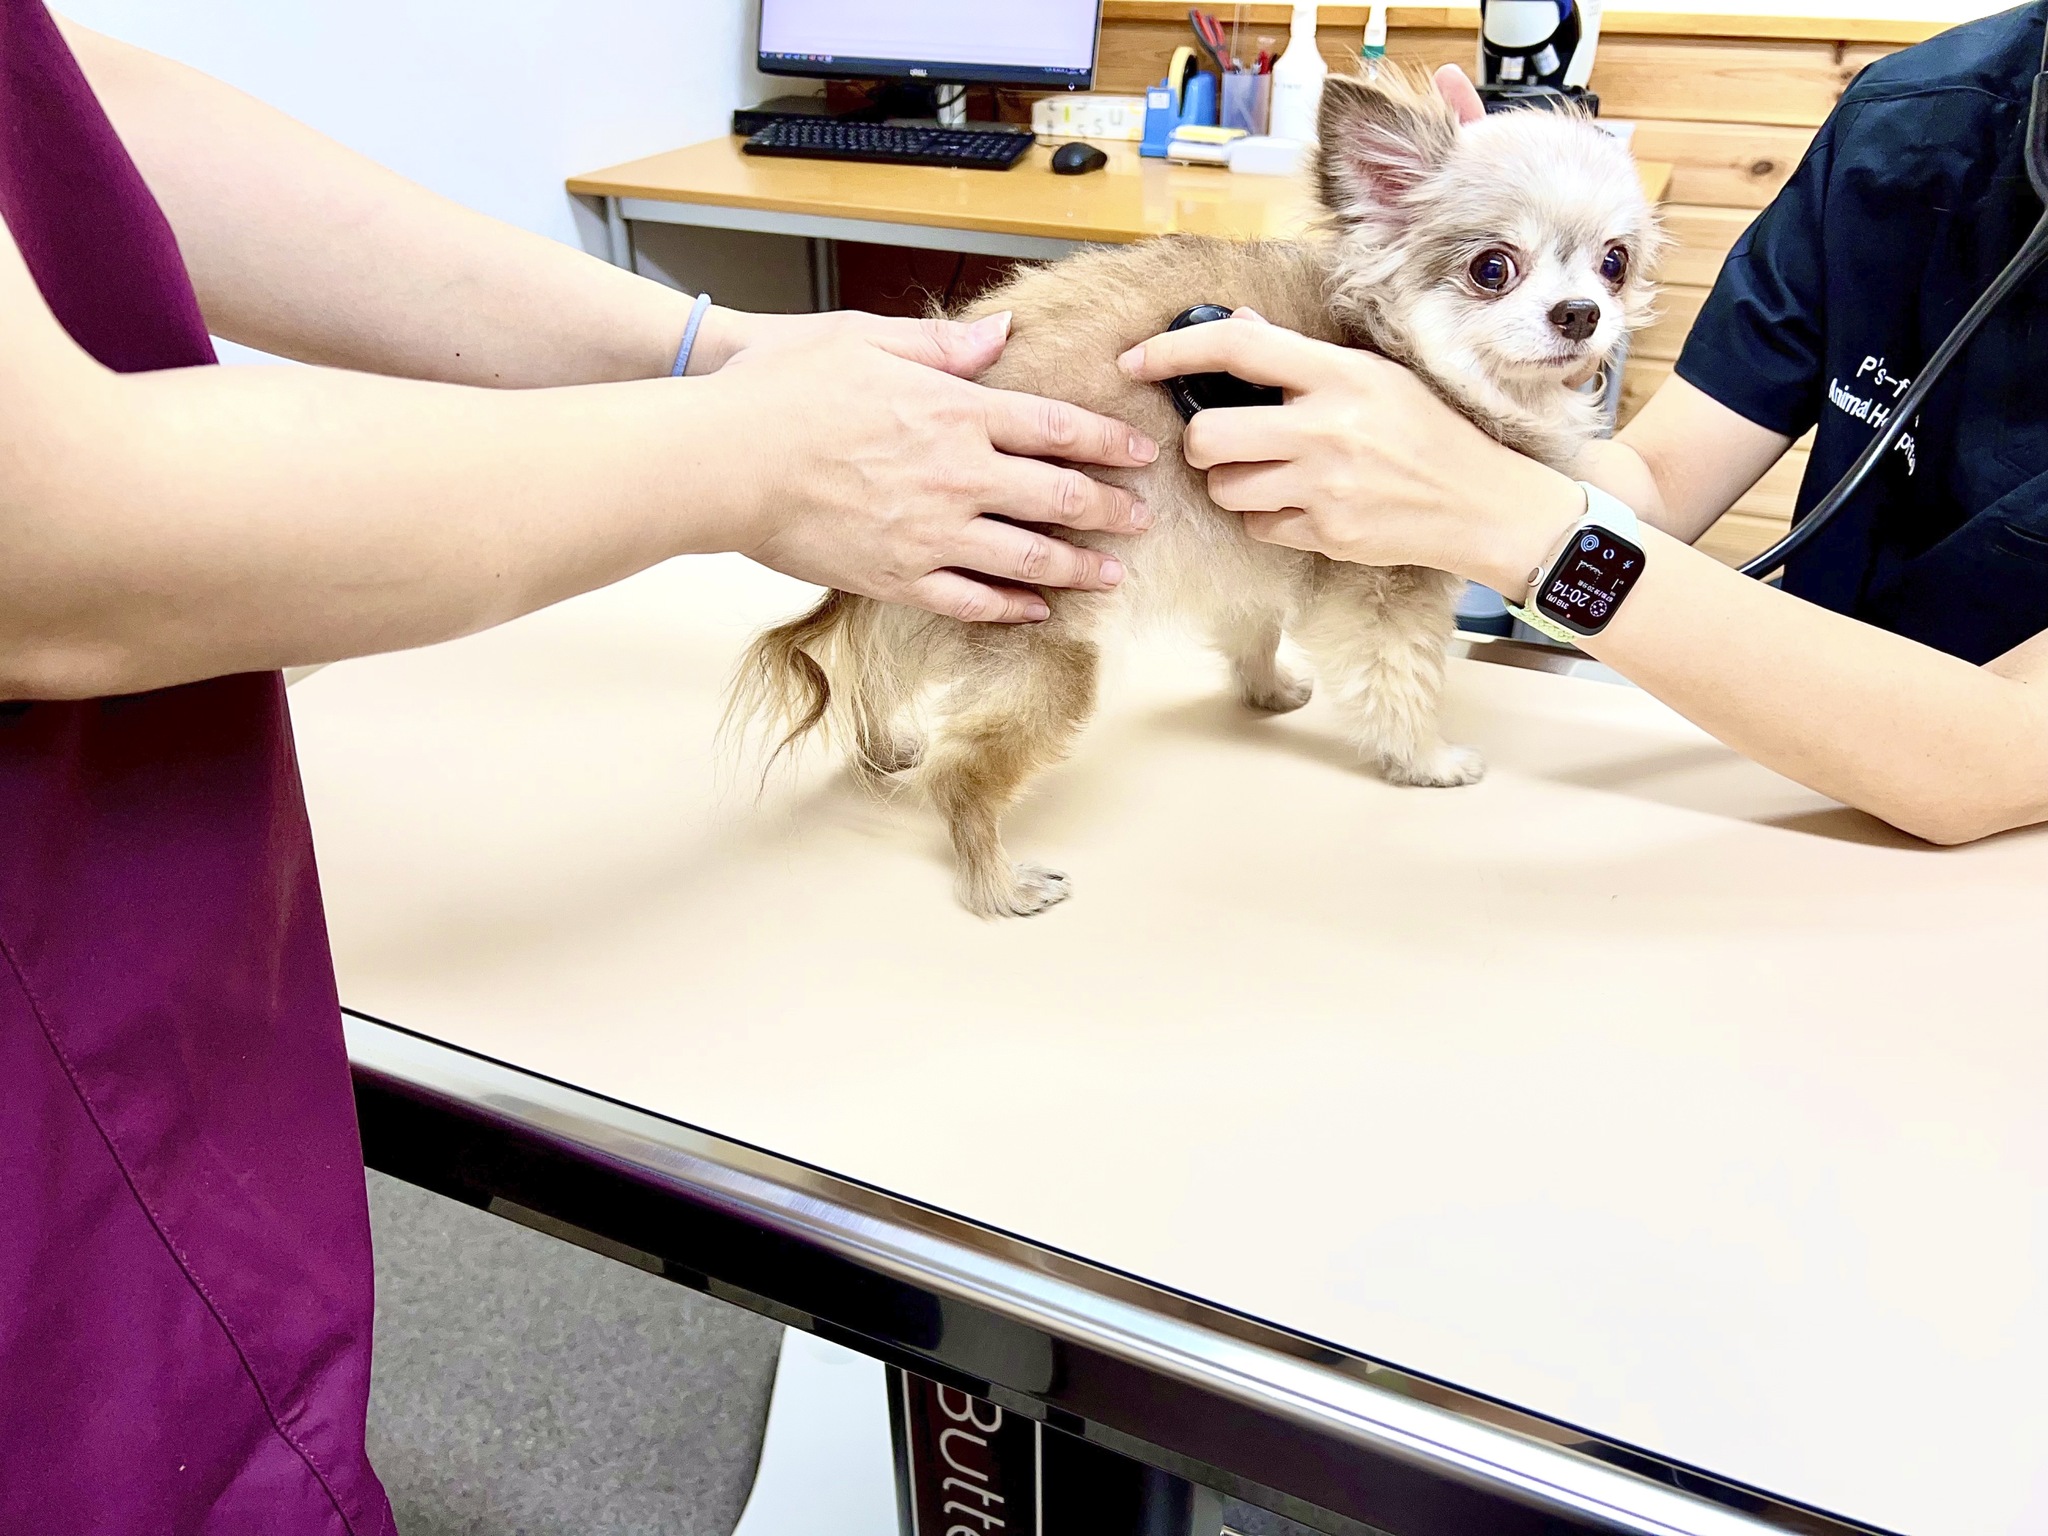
[{"x1": 1221, "y1": 73, "x2": 1271, "y2": 136}]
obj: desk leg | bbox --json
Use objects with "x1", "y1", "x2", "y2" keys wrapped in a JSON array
[
  {"x1": 888, "y1": 1368, "x2": 1224, "y2": 1536},
  {"x1": 809, "y1": 237, "x2": 840, "y2": 312},
  {"x1": 605, "y1": 197, "x2": 637, "y2": 274}
]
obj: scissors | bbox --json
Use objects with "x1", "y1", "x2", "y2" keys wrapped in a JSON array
[{"x1": 1188, "y1": 9, "x2": 1234, "y2": 73}]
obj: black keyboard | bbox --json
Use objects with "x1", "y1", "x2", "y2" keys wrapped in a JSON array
[{"x1": 743, "y1": 119, "x2": 1035, "y2": 171}]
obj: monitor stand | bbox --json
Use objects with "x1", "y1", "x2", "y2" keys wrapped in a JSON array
[
  {"x1": 870, "y1": 80, "x2": 969, "y2": 127},
  {"x1": 731, "y1": 94, "x2": 862, "y2": 136},
  {"x1": 735, "y1": 81, "x2": 982, "y2": 137}
]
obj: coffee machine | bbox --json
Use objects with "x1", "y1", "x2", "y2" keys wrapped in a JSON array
[{"x1": 1477, "y1": 0, "x2": 1603, "y2": 113}]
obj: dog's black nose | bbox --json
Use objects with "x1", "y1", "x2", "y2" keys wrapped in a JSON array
[{"x1": 1549, "y1": 299, "x2": 1602, "y2": 343}]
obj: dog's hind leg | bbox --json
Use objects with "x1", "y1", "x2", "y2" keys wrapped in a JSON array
[
  {"x1": 919, "y1": 634, "x2": 1100, "y2": 917},
  {"x1": 1214, "y1": 608, "x2": 1313, "y2": 714},
  {"x1": 847, "y1": 652, "x2": 925, "y2": 782},
  {"x1": 1290, "y1": 566, "x2": 1483, "y2": 787}
]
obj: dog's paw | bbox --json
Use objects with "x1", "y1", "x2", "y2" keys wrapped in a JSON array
[
  {"x1": 964, "y1": 862, "x2": 1073, "y2": 918},
  {"x1": 1003, "y1": 863, "x2": 1073, "y2": 917},
  {"x1": 1239, "y1": 670, "x2": 1314, "y2": 714},
  {"x1": 1383, "y1": 743, "x2": 1485, "y2": 788}
]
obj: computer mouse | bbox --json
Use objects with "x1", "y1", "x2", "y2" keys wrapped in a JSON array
[
  {"x1": 1050, "y1": 141, "x2": 1108, "y2": 176},
  {"x1": 1161, "y1": 304, "x2": 1286, "y2": 421}
]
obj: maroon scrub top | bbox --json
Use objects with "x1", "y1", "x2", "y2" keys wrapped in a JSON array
[{"x1": 0, "y1": 5, "x2": 396, "y2": 1531}]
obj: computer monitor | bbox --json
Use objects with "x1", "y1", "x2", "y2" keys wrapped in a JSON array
[{"x1": 758, "y1": 0, "x2": 1101, "y2": 92}]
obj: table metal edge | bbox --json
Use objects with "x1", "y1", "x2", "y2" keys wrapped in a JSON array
[{"x1": 347, "y1": 1012, "x2": 1891, "y2": 1536}]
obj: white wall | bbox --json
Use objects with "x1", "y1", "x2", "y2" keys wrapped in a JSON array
[{"x1": 63, "y1": 0, "x2": 811, "y2": 318}]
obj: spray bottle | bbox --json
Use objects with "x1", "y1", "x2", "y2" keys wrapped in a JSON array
[
  {"x1": 1267, "y1": 2, "x2": 1328, "y2": 143},
  {"x1": 1361, "y1": 2, "x2": 1389, "y2": 78}
]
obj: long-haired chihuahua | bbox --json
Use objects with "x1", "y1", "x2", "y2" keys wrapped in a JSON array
[{"x1": 732, "y1": 70, "x2": 1662, "y2": 916}]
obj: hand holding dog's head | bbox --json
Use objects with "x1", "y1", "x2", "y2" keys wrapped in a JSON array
[
  {"x1": 1315, "y1": 70, "x2": 1662, "y2": 391},
  {"x1": 1430, "y1": 65, "x2": 1487, "y2": 126}
]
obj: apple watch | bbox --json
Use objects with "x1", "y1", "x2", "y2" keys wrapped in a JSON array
[{"x1": 1505, "y1": 483, "x2": 1646, "y2": 645}]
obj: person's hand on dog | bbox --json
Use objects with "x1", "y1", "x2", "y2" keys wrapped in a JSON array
[
  {"x1": 717, "y1": 312, "x2": 1158, "y2": 623},
  {"x1": 689, "y1": 305, "x2": 1020, "y2": 381},
  {"x1": 1116, "y1": 311, "x2": 1582, "y2": 595},
  {"x1": 1431, "y1": 63, "x2": 1487, "y2": 126}
]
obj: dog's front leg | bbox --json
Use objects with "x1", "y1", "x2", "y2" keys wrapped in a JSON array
[
  {"x1": 1289, "y1": 566, "x2": 1483, "y2": 788},
  {"x1": 1214, "y1": 608, "x2": 1314, "y2": 714}
]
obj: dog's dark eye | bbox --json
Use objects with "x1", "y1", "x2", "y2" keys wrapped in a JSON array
[
  {"x1": 1468, "y1": 251, "x2": 1518, "y2": 293},
  {"x1": 1600, "y1": 244, "x2": 1631, "y2": 286}
]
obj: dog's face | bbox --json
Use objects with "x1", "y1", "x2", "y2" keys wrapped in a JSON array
[{"x1": 1315, "y1": 74, "x2": 1661, "y2": 390}]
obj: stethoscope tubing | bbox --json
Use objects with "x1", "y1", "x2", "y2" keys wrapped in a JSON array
[{"x1": 1738, "y1": 33, "x2": 2048, "y2": 581}]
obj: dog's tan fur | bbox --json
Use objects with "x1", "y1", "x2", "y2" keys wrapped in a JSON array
[{"x1": 731, "y1": 72, "x2": 1660, "y2": 916}]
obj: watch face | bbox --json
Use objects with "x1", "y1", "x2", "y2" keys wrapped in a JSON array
[{"x1": 1535, "y1": 525, "x2": 1645, "y2": 636}]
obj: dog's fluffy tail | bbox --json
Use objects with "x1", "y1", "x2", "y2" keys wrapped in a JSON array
[
  {"x1": 727, "y1": 589, "x2": 847, "y2": 765},
  {"x1": 726, "y1": 590, "x2": 911, "y2": 788}
]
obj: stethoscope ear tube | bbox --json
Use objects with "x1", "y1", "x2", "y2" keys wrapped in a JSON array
[
  {"x1": 2032, "y1": 64, "x2": 2048, "y2": 202},
  {"x1": 1738, "y1": 37, "x2": 2048, "y2": 582},
  {"x1": 1737, "y1": 210, "x2": 2048, "y2": 580}
]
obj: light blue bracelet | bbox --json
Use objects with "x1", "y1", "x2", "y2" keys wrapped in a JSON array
[{"x1": 670, "y1": 291, "x2": 713, "y2": 377}]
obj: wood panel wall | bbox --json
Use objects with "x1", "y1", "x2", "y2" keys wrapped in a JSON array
[{"x1": 1095, "y1": 5, "x2": 1915, "y2": 563}]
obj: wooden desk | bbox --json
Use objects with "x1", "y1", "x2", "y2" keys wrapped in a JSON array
[
  {"x1": 568, "y1": 136, "x2": 1673, "y2": 303},
  {"x1": 296, "y1": 557, "x2": 2048, "y2": 1536}
]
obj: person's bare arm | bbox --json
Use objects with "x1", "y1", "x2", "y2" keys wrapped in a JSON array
[
  {"x1": 1543, "y1": 524, "x2": 2048, "y2": 844},
  {"x1": 0, "y1": 216, "x2": 1154, "y2": 700},
  {"x1": 1122, "y1": 317, "x2": 2048, "y2": 845},
  {"x1": 57, "y1": 16, "x2": 751, "y2": 386},
  {"x1": 1579, "y1": 374, "x2": 1795, "y2": 544}
]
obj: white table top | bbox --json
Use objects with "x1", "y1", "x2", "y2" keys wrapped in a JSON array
[{"x1": 293, "y1": 557, "x2": 2048, "y2": 1536}]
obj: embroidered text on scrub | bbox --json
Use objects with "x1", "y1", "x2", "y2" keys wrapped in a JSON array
[{"x1": 1826, "y1": 371, "x2": 1920, "y2": 475}]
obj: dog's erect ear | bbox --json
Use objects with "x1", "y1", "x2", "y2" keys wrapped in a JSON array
[{"x1": 1315, "y1": 73, "x2": 1461, "y2": 229}]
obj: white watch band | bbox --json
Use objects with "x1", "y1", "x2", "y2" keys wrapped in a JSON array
[
  {"x1": 1506, "y1": 483, "x2": 1641, "y2": 645},
  {"x1": 1579, "y1": 482, "x2": 1639, "y2": 541}
]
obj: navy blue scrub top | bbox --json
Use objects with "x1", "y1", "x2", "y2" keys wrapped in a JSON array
[{"x1": 1676, "y1": 1, "x2": 2048, "y2": 665}]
